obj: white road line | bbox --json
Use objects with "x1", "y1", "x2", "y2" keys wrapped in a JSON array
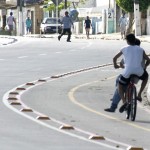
[
  {"x1": 39, "y1": 53, "x2": 47, "y2": 56},
  {"x1": 70, "y1": 49, "x2": 76, "y2": 52},
  {"x1": 55, "y1": 52, "x2": 62, "y2": 54},
  {"x1": 2, "y1": 86, "x2": 124, "y2": 150},
  {"x1": 0, "y1": 59, "x2": 5, "y2": 61},
  {"x1": 18, "y1": 56, "x2": 28, "y2": 59}
]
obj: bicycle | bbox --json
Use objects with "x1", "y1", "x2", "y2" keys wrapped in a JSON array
[{"x1": 125, "y1": 75, "x2": 139, "y2": 121}]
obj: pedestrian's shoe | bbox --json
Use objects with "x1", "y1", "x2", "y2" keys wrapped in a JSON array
[
  {"x1": 58, "y1": 36, "x2": 61, "y2": 41},
  {"x1": 104, "y1": 108, "x2": 115, "y2": 113},
  {"x1": 67, "y1": 40, "x2": 71, "y2": 42},
  {"x1": 119, "y1": 103, "x2": 127, "y2": 113}
]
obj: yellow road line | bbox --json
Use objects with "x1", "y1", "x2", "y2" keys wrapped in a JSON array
[{"x1": 68, "y1": 76, "x2": 150, "y2": 132}]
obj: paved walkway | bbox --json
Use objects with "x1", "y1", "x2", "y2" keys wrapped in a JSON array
[
  {"x1": 1, "y1": 33, "x2": 150, "y2": 43},
  {"x1": 22, "y1": 33, "x2": 150, "y2": 43}
]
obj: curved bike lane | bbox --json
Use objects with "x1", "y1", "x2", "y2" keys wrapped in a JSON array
[{"x1": 2, "y1": 63, "x2": 150, "y2": 150}]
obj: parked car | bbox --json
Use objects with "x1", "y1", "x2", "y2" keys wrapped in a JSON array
[{"x1": 40, "y1": 18, "x2": 62, "y2": 34}]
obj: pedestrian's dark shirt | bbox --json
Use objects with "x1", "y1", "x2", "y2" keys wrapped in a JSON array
[{"x1": 84, "y1": 19, "x2": 91, "y2": 28}]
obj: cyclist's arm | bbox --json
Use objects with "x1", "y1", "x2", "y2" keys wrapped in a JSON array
[
  {"x1": 113, "y1": 51, "x2": 122, "y2": 68},
  {"x1": 143, "y1": 51, "x2": 150, "y2": 69}
]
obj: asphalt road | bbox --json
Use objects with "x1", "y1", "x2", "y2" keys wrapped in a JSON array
[{"x1": 0, "y1": 37, "x2": 150, "y2": 150}]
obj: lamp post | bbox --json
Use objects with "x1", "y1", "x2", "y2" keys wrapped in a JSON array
[
  {"x1": 56, "y1": 0, "x2": 58, "y2": 33},
  {"x1": 17, "y1": 0, "x2": 23, "y2": 36},
  {"x1": 134, "y1": 0, "x2": 141, "y2": 36},
  {"x1": 65, "y1": 0, "x2": 67, "y2": 9}
]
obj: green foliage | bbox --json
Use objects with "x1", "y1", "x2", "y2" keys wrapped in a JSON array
[
  {"x1": 116, "y1": 0, "x2": 150, "y2": 12},
  {"x1": 43, "y1": 0, "x2": 87, "y2": 12}
]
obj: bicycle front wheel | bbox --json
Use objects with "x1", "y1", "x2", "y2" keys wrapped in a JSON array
[
  {"x1": 125, "y1": 88, "x2": 131, "y2": 120},
  {"x1": 130, "y1": 86, "x2": 137, "y2": 121}
]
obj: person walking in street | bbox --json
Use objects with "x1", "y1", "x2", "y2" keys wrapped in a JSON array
[
  {"x1": 84, "y1": 16, "x2": 92, "y2": 39},
  {"x1": 118, "y1": 13, "x2": 127, "y2": 39},
  {"x1": 7, "y1": 12, "x2": 16, "y2": 36},
  {"x1": 58, "y1": 11, "x2": 74, "y2": 42},
  {"x1": 26, "y1": 17, "x2": 32, "y2": 34}
]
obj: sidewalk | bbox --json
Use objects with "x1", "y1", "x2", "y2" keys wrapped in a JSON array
[
  {"x1": 1, "y1": 33, "x2": 150, "y2": 44},
  {"x1": 22, "y1": 32, "x2": 150, "y2": 42}
]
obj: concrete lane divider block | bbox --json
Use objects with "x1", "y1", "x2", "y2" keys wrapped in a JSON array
[
  {"x1": 89, "y1": 135, "x2": 105, "y2": 140},
  {"x1": 7, "y1": 97, "x2": 18, "y2": 100},
  {"x1": 20, "y1": 108, "x2": 33, "y2": 112},
  {"x1": 51, "y1": 76, "x2": 59, "y2": 78},
  {"x1": 38, "y1": 79, "x2": 47, "y2": 82},
  {"x1": 36, "y1": 116, "x2": 50, "y2": 120},
  {"x1": 127, "y1": 147, "x2": 144, "y2": 150},
  {"x1": 16, "y1": 87, "x2": 26, "y2": 90},
  {"x1": 9, "y1": 92, "x2": 19, "y2": 95},
  {"x1": 26, "y1": 82, "x2": 35, "y2": 85},
  {"x1": 59, "y1": 125, "x2": 74, "y2": 130},
  {"x1": 10, "y1": 101, "x2": 21, "y2": 105}
]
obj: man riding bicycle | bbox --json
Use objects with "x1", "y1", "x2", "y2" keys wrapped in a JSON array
[
  {"x1": 105, "y1": 38, "x2": 149, "y2": 112},
  {"x1": 113, "y1": 33, "x2": 150, "y2": 113}
]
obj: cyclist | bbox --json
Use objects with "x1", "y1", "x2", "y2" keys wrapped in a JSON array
[
  {"x1": 104, "y1": 38, "x2": 147, "y2": 112},
  {"x1": 113, "y1": 34, "x2": 150, "y2": 113}
]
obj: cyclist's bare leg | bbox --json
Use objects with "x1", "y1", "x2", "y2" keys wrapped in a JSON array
[
  {"x1": 118, "y1": 83, "x2": 126, "y2": 103},
  {"x1": 137, "y1": 77, "x2": 148, "y2": 101}
]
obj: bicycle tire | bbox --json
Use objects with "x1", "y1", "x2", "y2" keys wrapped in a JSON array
[
  {"x1": 130, "y1": 86, "x2": 137, "y2": 121},
  {"x1": 126, "y1": 104, "x2": 131, "y2": 119},
  {"x1": 125, "y1": 87, "x2": 131, "y2": 119}
]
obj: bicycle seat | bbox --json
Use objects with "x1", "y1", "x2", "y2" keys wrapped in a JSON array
[{"x1": 129, "y1": 74, "x2": 139, "y2": 84}]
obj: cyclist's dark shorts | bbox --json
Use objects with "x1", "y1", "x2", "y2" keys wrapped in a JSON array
[{"x1": 119, "y1": 70, "x2": 148, "y2": 85}]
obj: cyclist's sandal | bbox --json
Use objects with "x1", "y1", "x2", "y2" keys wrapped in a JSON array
[
  {"x1": 136, "y1": 97, "x2": 142, "y2": 102},
  {"x1": 119, "y1": 103, "x2": 127, "y2": 113}
]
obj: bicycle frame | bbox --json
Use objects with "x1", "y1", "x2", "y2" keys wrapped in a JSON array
[{"x1": 125, "y1": 76, "x2": 137, "y2": 121}]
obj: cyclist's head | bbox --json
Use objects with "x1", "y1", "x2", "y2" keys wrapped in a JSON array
[
  {"x1": 135, "y1": 38, "x2": 141, "y2": 46},
  {"x1": 126, "y1": 33, "x2": 136, "y2": 45}
]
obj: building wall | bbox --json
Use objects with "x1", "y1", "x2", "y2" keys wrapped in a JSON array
[
  {"x1": 79, "y1": 0, "x2": 96, "y2": 8},
  {"x1": 33, "y1": 5, "x2": 43, "y2": 34},
  {"x1": 24, "y1": 5, "x2": 43, "y2": 34}
]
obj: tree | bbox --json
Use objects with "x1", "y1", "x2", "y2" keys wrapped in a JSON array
[
  {"x1": 43, "y1": 0, "x2": 87, "y2": 15},
  {"x1": 116, "y1": 0, "x2": 150, "y2": 34}
]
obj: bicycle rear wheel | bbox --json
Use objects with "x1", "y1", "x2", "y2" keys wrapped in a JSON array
[{"x1": 130, "y1": 86, "x2": 137, "y2": 121}]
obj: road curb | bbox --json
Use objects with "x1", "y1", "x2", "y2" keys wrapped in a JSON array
[{"x1": 0, "y1": 36, "x2": 18, "y2": 45}]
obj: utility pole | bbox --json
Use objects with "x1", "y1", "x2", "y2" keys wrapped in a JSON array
[
  {"x1": 134, "y1": 0, "x2": 141, "y2": 36},
  {"x1": 17, "y1": 0, "x2": 23, "y2": 36},
  {"x1": 65, "y1": 0, "x2": 67, "y2": 9}
]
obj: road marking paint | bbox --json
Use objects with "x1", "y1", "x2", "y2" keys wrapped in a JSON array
[
  {"x1": 3, "y1": 63, "x2": 148, "y2": 149},
  {"x1": 55, "y1": 52, "x2": 62, "y2": 54},
  {"x1": 3, "y1": 89, "x2": 123, "y2": 150},
  {"x1": 18, "y1": 56, "x2": 28, "y2": 59},
  {"x1": 39, "y1": 53, "x2": 47, "y2": 56},
  {"x1": 68, "y1": 78, "x2": 150, "y2": 132}
]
